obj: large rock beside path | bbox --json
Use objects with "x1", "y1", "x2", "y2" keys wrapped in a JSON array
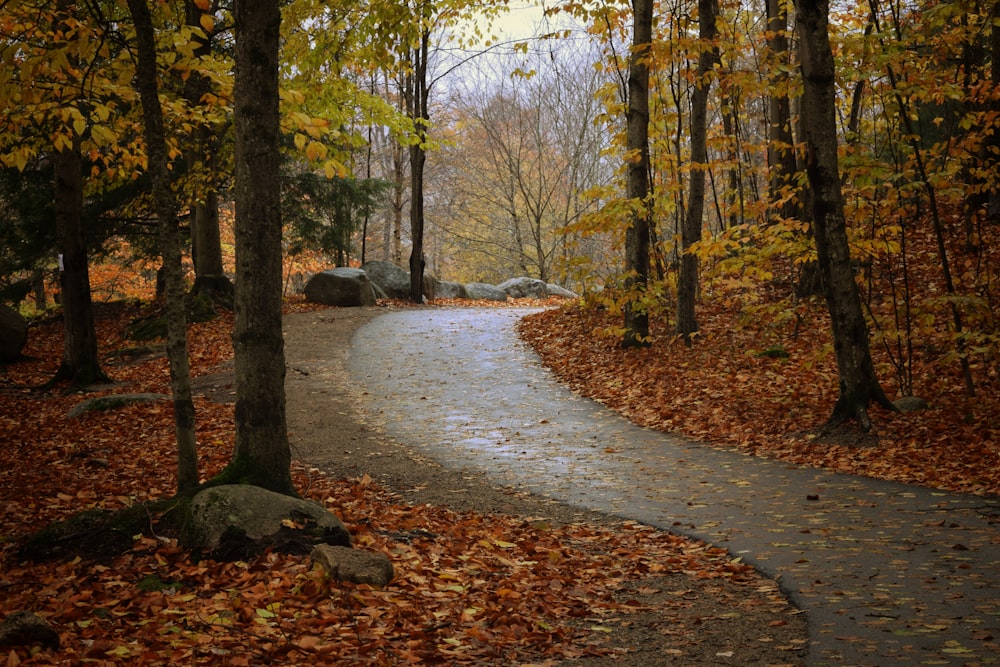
[
  {"x1": 0, "y1": 304, "x2": 27, "y2": 362},
  {"x1": 361, "y1": 260, "x2": 411, "y2": 299},
  {"x1": 546, "y1": 283, "x2": 578, "y2": 298},
  {"x1": 361, "y1": 260, "x2": 438, "y2": 301},
  {"x1": 497, "y1": 277, "x2": 549, "y2": 299},
  {"x1": 464, "y1": 282, "x2": 508, "y2": 302},
  {"x1": 435, "y1": 281, "x2": 468, "y2": 299},
  {"x1": 188, "y1": 485, "x2": 351, "y2": 551},
  {"x1": 304, "y1": 268, "x2": 376, "y2": 307}
]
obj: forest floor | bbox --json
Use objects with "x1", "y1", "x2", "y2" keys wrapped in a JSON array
[{"x1": 1, "y1": 298, "x2": 808, "y2": 666}]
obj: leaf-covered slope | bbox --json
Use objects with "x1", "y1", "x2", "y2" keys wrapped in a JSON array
[{"x1": 518, "y1": 300, "x2": 999, "y2": 497}]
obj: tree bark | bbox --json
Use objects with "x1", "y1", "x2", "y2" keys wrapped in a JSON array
[
  {"x1": 127, "y1": 0, "x2": 199, "y2": 493},
  {"x1": 52, "y1": 136, "x2": 109, "y2": 387},
  {"x1": 766, "y1": 0, "x2": 798, "y2": 219},
  {"x1": 795, "y1": 0, "x2": 893, "y2": 431},
  {"x1": 990, "y1": 1, "x2": 1000, "y2": 222},
  {"x1": 50, "y1": 1, "x2": 108, "y2": 388},
  {"x1": 622, "y1": 0, "x2": 653, "y2": 349},
  {"x1": 407, "y1": 29, "x2": 430, "y2": 304},
  {"x1": 227, "y1": 0, "x2": 294, "y2": 494},
  {"x1": 676, "y1": 0, "x2": 717, "y2": 345}
]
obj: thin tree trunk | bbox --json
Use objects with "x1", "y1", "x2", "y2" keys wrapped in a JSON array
[
  {"x1": 720, "y1": 92, "x2": 740, "y2": 229},
  {"x1": 677, "y1": 0, "x2": 717, "y2": 345},
  {"x1": 990, "y1": 0, "x2": 1000, "y2": 222},
  {"x1": 389, "y1": 75, "x2": 405, "y2": 265},
  {"x1": 226, "y1": 0, "x2": 294, "y2": 494},
  {"x1": 796, "y1": 0, "x2": 894, "y2": 431},
  {"x1": 392, "y1": 137, "x2": 404, "y2": 264},
  {"x1": 622, "y1": 0, "x2": 653, "y2": 349},
  {"x1": 32, "y1": 269, "x2": 46, "y2": 310},
  {"x1": 766, "y1": 0, "x2": 798, "y2": 219},
  {"x1": 127, "y1": 0, "x2": 199, "y2": 492},
  {"x1": 185, "y1": 0, "x2": 231, "y2": 303},
  {"x1": 867, "y1": 0, "x2": 976, "y2": 397},
  {"x1": 50, "y1": 0, "x2": 108, "y2": 388},
  {"x1": 407, "y1": 31, "x2": 430, "y2": 304}
]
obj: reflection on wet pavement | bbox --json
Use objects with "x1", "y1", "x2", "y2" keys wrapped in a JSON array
[{"x1": 349, "y1": 307, "x2": 1000, "y2": 666}]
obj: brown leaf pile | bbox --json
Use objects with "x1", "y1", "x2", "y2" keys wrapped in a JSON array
[
  {"x1": 0, "y1": 299, "x2": 802, "y2": 665},
  {"x1": 517, "y1": 300, "x2": 1000, "y2": 497}
]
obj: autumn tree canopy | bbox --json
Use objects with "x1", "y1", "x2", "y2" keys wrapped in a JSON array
[{"x1": 2, "y1": 0, "x2": 998, "y2": 435}]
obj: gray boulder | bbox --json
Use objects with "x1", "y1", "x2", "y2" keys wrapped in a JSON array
[
  {"x1": 361, "y1": 260, "x2": 411, "y2": 299},
  {"x1": 893, "y1": 396, "x2": 930, "y2": 414},
  {"x1": 464, "y1": 282, "x2": 508, "y2": 302},
  {"x1": 546, "y1": 283, "x2": 578, "y2": 298},
  {"x1": 311, "y1": 544, "x2": 394, "y2": 587},
  {"x1": 188, "y1": 485, "x2": 351, "y2": 551},
  {"x1": 435, "y1": 281, "x2": 468, "y2": 299},
  {"x1": 304, "y1": 268, "x2": 376, "y2": 307},
  {"x1": 498, "y1": 277, "x2": 548, "y2": 299},
  {"x1": 422, "y1": 272, "x2": 438, "y2": 301},
  {"x1": 0, "y1": 304, "x2": 27, "y2": 362}
]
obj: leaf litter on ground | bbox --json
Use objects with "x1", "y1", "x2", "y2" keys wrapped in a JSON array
[{"x1": 0, "y1": 298, "x2": 805, "y2": 665}]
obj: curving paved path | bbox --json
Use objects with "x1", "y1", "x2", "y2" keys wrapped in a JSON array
[{"x1": 347, "y1": 307, "x2": 1000, "y2": 666}]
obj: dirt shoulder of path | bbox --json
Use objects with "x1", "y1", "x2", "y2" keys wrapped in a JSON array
[{"x1": 200, "y1": 305, "x2": 809, "y2": 665}]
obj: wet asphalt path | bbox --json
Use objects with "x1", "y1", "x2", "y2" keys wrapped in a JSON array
[{"x1": 347, "y1": 307, "x2": 1000, "y2": 666}]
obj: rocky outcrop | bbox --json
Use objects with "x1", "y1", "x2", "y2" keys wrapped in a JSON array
[
  {"x1": 68, "y1": 393, "x2": 171, "y2": 418},
  {"x1": 893, "y1": 396, "x2": 929, "y2": 414},
  {"x1": 422, "y1": 272, "x2": 438, "y2": 301},
  {"x1": 497, "y1": 277, "x2": 548, "y2": 299},
  {"x1": 304, "y1": 268, "x2": 376, "y2": 307},
  {"x1": 311, "y1": 544, "x2": 394, "y2": 587},
  {"x1": 464, "y1": 282, "x2": 508, "y2": 302},
  {"x1": 361, "y1": 261, "x2": 411, "y2": 299},
  {"x1": 188, "y1": 485, "x2": 350, "y2": 552},
  {"x1": 546, "y1": 283, "x2": 578, "y2": 298},
  {"x1": 0, "y1": 304, "x2": 27, "y2": 362},
  {"x1": 360, "y1": 260, "x2": 439, "y2": 302},
  {"x1": 435, "y1": 281, "x2": 469, "y2": 299}
]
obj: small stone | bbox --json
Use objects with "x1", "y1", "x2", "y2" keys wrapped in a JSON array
[
  {"x1": 893, "y1": 396, "x2": 929, "y2": 414},
  {"x1": 311, "y1": 544, "x2": 394, "y2": 587}
]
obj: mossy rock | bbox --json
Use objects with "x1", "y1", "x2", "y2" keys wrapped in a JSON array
[
  {"x1": 756, "y1": 345, "x2": 790, "y2": 359},
  {"x1": 127, "y1": 292, "x2": 220, "y2": 341},
  {"x1": 128, "y1": 315, "x2": 168, "y2": 341},
  {"x1": 18, "y1": 505, "x2": 155, "y2": 563},
  {"x1": 68, "y1": 393, "x2": 171, "y2": 418}
]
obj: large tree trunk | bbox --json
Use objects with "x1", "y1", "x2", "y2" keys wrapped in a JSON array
[
  {"x1": 50, "y1": 0, "x2": 108, "y2": 388},
  {"x1": 676, "y1": 0, "x2": 717, "y2": 345},
  {"x1": 127, "y1": 0, "x2": 199, "y2": 493},
  {"x1": 622, "y1": 0, "x2": 653, "y2": 349},
  {"x1": 52, "y1": 137, "x2": 108, "y2": 387},
  {"x1": 795, "y1": 0, "x2": 893, "y2": 431},
  {"x1": 226, "y1": 0, "x2": 294, "y2": 494}
]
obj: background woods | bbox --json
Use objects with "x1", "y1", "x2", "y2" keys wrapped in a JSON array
[
  {"x1": 0, "y1": 0, "x2": 996, "y2": 474},
  {"x1": 1, "y1": 0, "x2": 999, "y2": 662},
  {"x1": 0, "y1": 0, "x2": 996, "y2": 463}
]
